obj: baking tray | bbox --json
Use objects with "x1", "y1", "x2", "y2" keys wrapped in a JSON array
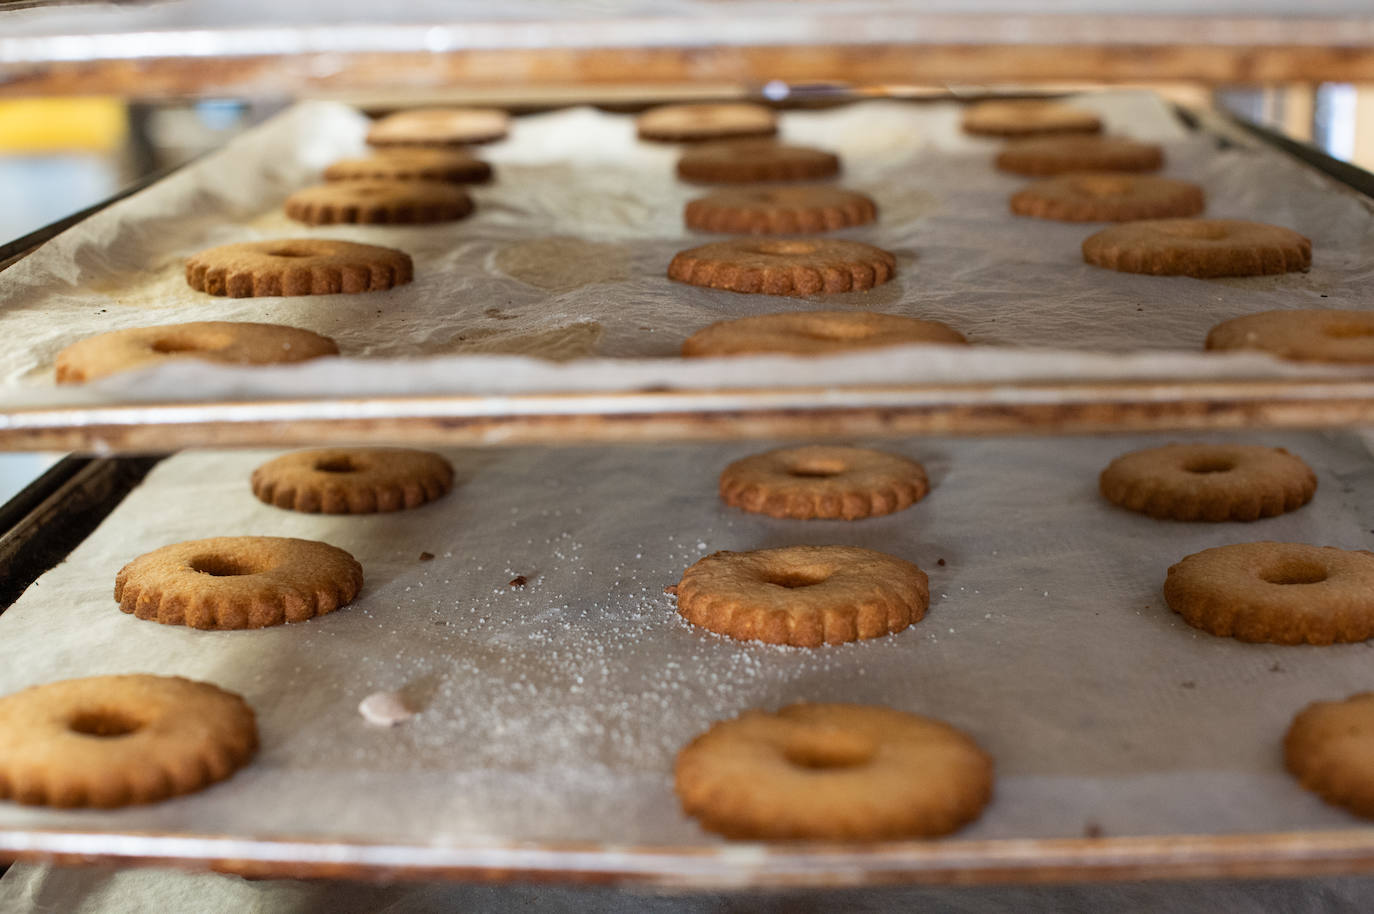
[
  {"x1": 3, "y1": 91, "x2": 1374, "y2": 453},
  {"x1": 3, "y1": 432, "x2": 1374, "y2": 886}
]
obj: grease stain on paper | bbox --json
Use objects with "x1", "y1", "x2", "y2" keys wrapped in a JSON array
[{"x1": 492, "y1": 238, "x2": 630, "y2": 293}]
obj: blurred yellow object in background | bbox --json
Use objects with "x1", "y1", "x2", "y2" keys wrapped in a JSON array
[{"x1": 0, "y1": 98, "x2": 126, "y2": 153}]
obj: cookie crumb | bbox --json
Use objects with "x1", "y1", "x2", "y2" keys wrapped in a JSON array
[
  {"x1": 1084, "y1": 821, "x2": 1104, "y2": 839},
  {"x1": 419, "y1": 552, "x2": 435, "y2": 562},
  {"x1": 1181, "y1": 681, "x2": 1196, "y2": 689},
  {"x1": 1270, "y1": 662, "x2": 1284, "y2": 673},
  {"x1": 509, "y1": 575, "x2": 528, "y2": 588},
  {"x1": 358, "y1": 691, "x2": 414, "y2": 727},
  {"x1": 936, "y1": 558, "x2": 946, "y2": 566}
]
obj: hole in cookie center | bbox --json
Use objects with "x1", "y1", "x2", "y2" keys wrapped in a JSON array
[
  {"x1": 1260, "y1": 559, "x2": 1329, "y2": 586},
  {"x1": 1182, "y1": 457, "x2": 1236, "y2": 474},
  {"x1": 1154, "y1": 222, "x2": 1228, "y2": 240},
  {"x1": 189, "y1": 555, "x2": 255, "y2": 577},
  {"x1": 68, "y1": 709, "x2": 141, "y2": 738},
  {"x1": 783, "y1": 727, "x2": 876, "y2": 770},
  {"x1": 149, "y1": 335, "x2": 224, "y2": 354},
  {"x1": 1323, "y1": 323, "x2": 1374, "y2": 339},
  {"x1": 787, "y1": 458, "x2": 849, "y2": 478},
  {"x1": 314, "y1": 456, "x2": 360, "y2": 474},
  {"x1": 266, "y1": 246, "x2": 315, "y2": 258},
  {"x1": 753, "y1": 240, "x2": 818, "y2": 256},
  {"x1": 766, "y1": 568, "x2": 831, "y2": 589}
]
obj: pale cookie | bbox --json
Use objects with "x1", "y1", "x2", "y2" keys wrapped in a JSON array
[
  {"x1": 0, "y1": 674, "x2": 256, "y2": 808},
  {"x1": 638, "y1": 103, "x2": 777, "y2": 143},
  {"x1": 962, "y1": 99, "x2": 1102, "y2": 138},
  {"x1": 1084, "y1": 219, "x2": 1311, "y2": 278},
  {"x1": 1286, "y1": 692, "x2": 1374, "y2": 819},
  {"x1": 115, "y1": 536, "x2": 364, "y2": 630},
  {"x1": 185, "y1": 239, "x2": 413, "y2": 297},
  {"x1": 675, "y1": 702, "x2": 993, "y2": 840},
  {"x1": 671, "y1": 544, "x2": 929, "y2": 646},
  {"x1": 325, "y1": 148, "x2": 492, "y2": 184},
  {"x1": 1010, "y1": 174, "x2": 1204, "y2": 222},
  {"x1": 996, "y1": 136, "x2": 1163, "y2": 176},
  {"x1": 1206, "y1": 309, "x2": 1374, "y2": 363},
  {"x1": 720, "y1": 445, "x2": 929, "y2": 520},
  {"x1": 251, "y1": 447, "x2": 454, "y2": 514},
  {"x1": 1100, "y1": 444, "x2": 1316, "y2": 522},
  {"x1": 682, "y1": 310, "x2": 967, "y2": 357},
  {"x1": 685, "y1": 186, "x2": 877, "y2": 234},
  {"x1": 284, "y1": 181, "x2": 473, "y2": 225},
  {"x1": 366, "y1": 107, "x2": 509, "y2": 146},
  {"x1": 677, "y1": 141, "x2": 840, "y2": 184},
  {"x1": 1163, "y1": 542, "x2": 1374, "y2": 644},
  {"x1": 55, "y1": 321, "x2": 339, "y2": 384},
  {"x1": 668, "y1": 239, "x2": 895, "y2": 296}
]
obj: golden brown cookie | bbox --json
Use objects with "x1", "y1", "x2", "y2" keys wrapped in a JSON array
[
  {"x1": 668, "y1": 239, "x2": 895, "y2": 296},
  {"x1": 1084, "y1": 219, "x2": 1311, "y2": 278},
  {"x1": 1100, "y1": 444, "x2": 1316, "y2": 522},
  {"x1": 0, "y1": 674, "x2": 257, "y2": 808},
  {"x1": 675, "y1": 702, "x2": 993, "y2": 840},
  {"x1": 720, "y1": 445, "x2": 929, "y2": 520},
  {"x1": 638, "y1": 103, "x2": 777, "y2": 143},
  {"x1": 1286, "y1": 692, "x2": 1374, "y2": 819},
  {"x1": 251, "y1": 447, "x2": 454, "y2": 514},
  {"x1": 1163, "y1": 542, "x2": 1374, "y2": 644},
  {"x1": 55, "y1": 321, "x2": 339, "y2": 384},
  {"x1": 671, "y1": 544, "x2": 928, "y2": 646},
  {"x1": 115, "y1": 536, "x2": 364, "y2": 630},
  {"x1": 677, "y1": 140, "x2": 840, "y2": 184},
  {"x1": 1010, "y1": 174, "x2": 1204, "y2": 222},
  {"x1": 366, "y1": 107, "x2": 509, "y2": 147},
  {"x1": 961, "y1": 99, "x2": 1102, "y2": 138},
  {"x1": 185, "y1": 240, "x2": 413, "y2": 297},
  {"x1": 284, "y1": 181, "x2": 473, "y2": 225},
  {"x1": 1206, "y1": 310, "x2": 1374, "y2": 363},
  {"x1": 682, "y1": 310, "x2": 967, "y2": 357},
  {"x1": 684, "y1": 186, "x2": 877, "y2": 235},
  {"x1": 324, "y1": 148, "x2": 492, "y2": 184},
  {"x1": 996, "y1": 136, "x2": 1163, "y2": 176}
]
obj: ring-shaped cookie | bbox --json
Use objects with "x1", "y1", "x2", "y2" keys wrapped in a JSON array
[
  {"x1": 1010, "y1": 174, "x2": 1204, "y2": 222},
  {"x1": 1206, "y1": 309, "x2": 1374, "y2": 363},
  {"x1": 962, "y1": 99, "x2": 1102, "y2": 138},
  {"x1": 115, "y1": 536, "x2": 364, "y2": 630},
  {"x1": 677, "y1": 141, "x2": 840, "y2": 184},
  {"x1": 1163, "y1": 542, "x2": 1374, "y2": 644},
  {"x1": 0, "y1": 674, "x2": 257, "y2": 808},
  {"x1": 55, "y1": 321, "x2": 339, "y2": 384},
  {"x1": 685, "y1": 186, "x2": 877, "y2": 235},
  {"x1": 325, "y1": 148, "x2": 492, "y2": 184},
  {"x1": 720, "y1": 445, "x2": 929, "y2": 520},
  {"x1": 683, "y1": 310, "x2": 966, "y2": 357},
  {"x1": 251, "y1": 447, "x2": 455, "y2": 514},
  {"x1": 284, "y1": 181, "x2": 473, "y2": 225},
  {"x1": 366, "y1": 108, "x2": 510, "y2": 146},
  {"x1": 669, "y1": 239, "x2": 896, "y2": 296},
  {"x1": 675, "y1": 702, "x2": 993, "y2": 839},
  {"x1": 637, "y1": 103, "x2": 777, "y2": 143},
  {"x1": 1083, "y1": 219, "x2": 1310, "y2": 278},
  {"x1": 1100, "y1": 444, "x2": 1316, "y2": 522},
  {"x1": 672, "y1": 545, "x2": 929, "y2": 646},
  {"x1": 996, "y1": 136, "x2": 1163, "y2": 176},
  {"x1": 1286, "y1": 692, "x2": 1374, "y2": 819},
  {"x1": 186, "y1": 240, "x2": 413, "y2": 297}
]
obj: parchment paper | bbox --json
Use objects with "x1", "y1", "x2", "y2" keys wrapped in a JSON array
[
  {"x1": 2, "y1": 430, "x2": 1374, "y2": 850},
  {"x1": 3, "y1": 90, "x2": 1374, "y2": 408}
]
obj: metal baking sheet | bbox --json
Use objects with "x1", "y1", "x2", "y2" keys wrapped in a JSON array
[
  {"x1": 2, "y1": 431, "x2": 1374, "y2": 885},
  {"x1": 3, "y1": 91, "x2": 1374, "y2": 449}
]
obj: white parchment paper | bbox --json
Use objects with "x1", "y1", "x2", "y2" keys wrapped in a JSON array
[
  {"x1": 2, "y1": 90, "x2": 1373, "y2": 409},
  {"x1": 2, "y1": 431, "x2": 1374, "y2": 850}
]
